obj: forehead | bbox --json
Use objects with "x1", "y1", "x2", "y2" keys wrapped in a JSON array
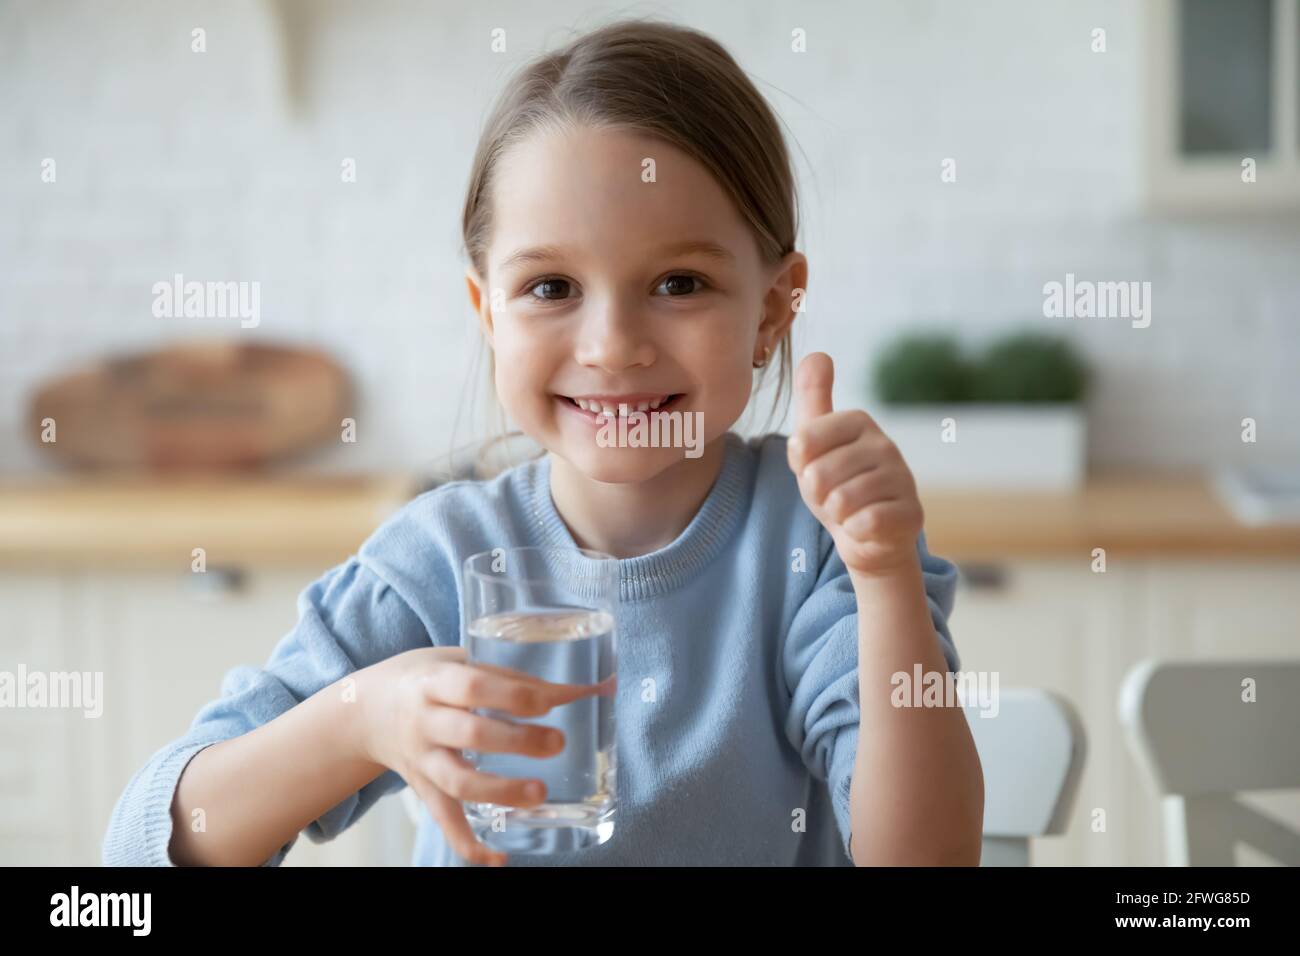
[{"x1": 487, "y1": 124, "x2": 758, "y2": 269}]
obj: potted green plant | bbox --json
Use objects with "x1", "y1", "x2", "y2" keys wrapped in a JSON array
[{"x1": 869, "y1": 330, "x2": 1090, "y2": 490}]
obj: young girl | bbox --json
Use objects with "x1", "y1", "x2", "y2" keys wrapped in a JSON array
[{"x1": 103, "y1": 18, "x2": 983, "y2": 868}]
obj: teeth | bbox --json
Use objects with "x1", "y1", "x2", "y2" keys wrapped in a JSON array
[{"x1": 571, "y1": 395, "x2": 672, "y2": 415}]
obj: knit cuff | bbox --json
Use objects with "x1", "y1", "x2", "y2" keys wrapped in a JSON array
[
  {"x1": 828, "y1": 728, "x2": 858, "y2": 863},
  {"x1": 103, "y1": 737, "x2": 296, "y2": 867}
]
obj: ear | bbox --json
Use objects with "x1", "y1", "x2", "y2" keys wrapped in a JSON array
[
  {"x1": 465, "y1": 266, "x2": 495, "y2": 346},
  {"x1": 758, "y1": 250, "x2": 808, "y2": 343}
]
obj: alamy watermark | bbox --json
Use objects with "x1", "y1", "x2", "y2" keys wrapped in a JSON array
[
  {"x1": 152, "y1": 273, "x2": 260, "y2": 328},
  {"x1": 50, "y1": 886, "x2": 150, "y2": 935},
  {"x1": 890, "y1": 664, "x2": 999, "y2": 718},
  {"x1": 595, "y1": 407, "x2": 705, "y2": 459},
  {"x1": 0, "y1": 666, "x2": 102, "y2": 718},
  {"x1": 1043, "y1": 272, "x2": 1151, "y2": 328}
]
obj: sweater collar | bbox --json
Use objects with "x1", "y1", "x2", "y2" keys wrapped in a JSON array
[{"x1": 526, "y1": 432, "x2": 753, "y2": 602}]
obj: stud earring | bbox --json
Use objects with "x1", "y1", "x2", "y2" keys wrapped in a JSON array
[{"x1": 753, "y1": 344, "x2": 772, "y2": 369}]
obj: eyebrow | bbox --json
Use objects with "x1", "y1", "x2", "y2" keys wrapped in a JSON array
[{"x1": 498, "y1": 239, "x2": 736, "y2": 271}]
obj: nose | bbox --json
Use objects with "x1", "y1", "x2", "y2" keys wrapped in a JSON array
[{"x1": 573, "y1": 295, "x2": 656, "y2": 372}]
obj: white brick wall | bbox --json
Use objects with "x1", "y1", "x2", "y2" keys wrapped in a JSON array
[{"x1": 2, "y1": 0, "x2": 1298, "y2": 475}]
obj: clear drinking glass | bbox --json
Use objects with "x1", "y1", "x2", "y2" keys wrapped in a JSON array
[{"x1": 460, "y1": 546, "x2": 619, "y2": 854}]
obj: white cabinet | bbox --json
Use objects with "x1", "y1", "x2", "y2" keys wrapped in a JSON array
[
  {"x1": 1139, "y1": 561, "x2": 1300, "y2": 866},
  {"x1": 951, "y1": 558, "x2": 1300, "y2": 866},
  {"x1": 0, "y1": 568, "x2": 415, "y2": 866},
  {"x1": 0, "y1": 574, "x2": 81, "y2": 864},
  {"x1": 1144, "y1": 0, "x2": 1300, "y2": 210},
  {"x1": 950, "y1": 559, "x2": 1136, "y2": 866}
]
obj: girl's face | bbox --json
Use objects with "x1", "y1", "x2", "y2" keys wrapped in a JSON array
[{"x1": 468, "y1": 124, "x2": 804, "y2": 484}]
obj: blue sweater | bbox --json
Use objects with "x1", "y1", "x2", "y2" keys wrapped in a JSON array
[{"x1": 102, "y1": 431, "x2": 961, "y2": 866}]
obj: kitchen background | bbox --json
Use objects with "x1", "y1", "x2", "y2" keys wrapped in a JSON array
[{"x1": 1, "y1": 0, "x2": 1298, "y2": 866}]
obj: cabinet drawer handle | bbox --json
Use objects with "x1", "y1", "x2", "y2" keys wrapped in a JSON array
[
  {"x1": 957, "y1": 562, "x2": 1007, "y2": 591},
  {"x1": 185, "y1": 567, "x2": 247, "y2": 598}
]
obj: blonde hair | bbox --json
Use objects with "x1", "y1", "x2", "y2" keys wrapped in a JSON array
[{"x1": 454, "y1": 17, "x2": 800, "y2": 478}]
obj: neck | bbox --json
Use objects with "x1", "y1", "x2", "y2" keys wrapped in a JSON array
[{"x1": 547, "y1": 435, "x2": 729, "y2": 559}]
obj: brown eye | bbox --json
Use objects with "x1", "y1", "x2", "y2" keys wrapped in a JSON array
[
  {"x1": 530, "y1": 278, "x2": 571, "y2": 300},
  {"x1": 658, "y1": 274, "x2": 701, "y2": 296}
]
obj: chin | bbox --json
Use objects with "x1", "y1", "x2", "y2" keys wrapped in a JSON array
[{"x1": 564, "y1": 444, "x2": 687, "y2": 484}]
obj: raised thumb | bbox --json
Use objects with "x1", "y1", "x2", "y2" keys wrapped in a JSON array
[{"x1": 794, "y1": 351, "x2": 834, "y2": 429}]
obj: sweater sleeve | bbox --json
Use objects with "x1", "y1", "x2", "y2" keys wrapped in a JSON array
[
  {"x1": 781, "y1": 527, "x2": 960, "y2": 862},
  {"x1": 101, "y1": 552, "x2": 446, "y2": 867}
]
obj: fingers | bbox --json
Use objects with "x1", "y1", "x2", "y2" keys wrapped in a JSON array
[
  {"x1": 422, "y1": 661, "x2": 604, "y2": 718},
  {"x1": 422, "y1": 746, "x2": 548, "y2": 809},
  {"x1": 407, "y1": 767, "x2": 508, "y2": 867},
  {"x1": 422, "y1": 706, "x2": 567, "y2": 757},
  {"x1": 788, "y1": 408, "x2": 886, "y2": 474},
  {"x1": 812, "y1": 462, "x2": 902, "y2": 523},
  {"x1": 471, "y1": 661, "x2": 617, "y2": 700},
  {"x1": 797, "y1": 432, "x2": 899, "y2": 506},
  {"x1": 842, "y1": 498, "x2": 922, "y2": 542},
  {"x1": 793, "y1": 352, "x2": 834, "y2": 430}
]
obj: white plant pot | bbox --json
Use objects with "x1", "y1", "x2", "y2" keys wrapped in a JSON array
[{"x1": 872, "y1": 403, "x2": 1086, "y2": 491}]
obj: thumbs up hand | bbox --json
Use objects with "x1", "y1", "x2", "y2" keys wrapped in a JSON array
[{"x1": 787, "y1": 352, "x2": 923, "y2": 581}]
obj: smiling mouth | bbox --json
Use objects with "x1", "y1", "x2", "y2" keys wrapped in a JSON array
[{"x1": 557, "y1": 393, "x2": 685, "y2": 420}]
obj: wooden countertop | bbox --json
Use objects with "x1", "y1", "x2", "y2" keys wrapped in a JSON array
[
  {"x1": 0, "y1": 474, "x2": 418, "y2": 569},
  {"x1": 1, "y1": 471, "x2": 1297, "y2": 569},
  {"x1": 918, "y1": 473, "x2": 1300, "y2": 561}
]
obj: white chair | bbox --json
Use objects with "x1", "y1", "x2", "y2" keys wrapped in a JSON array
[
  {"x1": 1120, "y1": 658, "x2": 1300, "y2": 866},
  {"x1": 962, "y1": 688, "x2": 1087, "y2": 866}
]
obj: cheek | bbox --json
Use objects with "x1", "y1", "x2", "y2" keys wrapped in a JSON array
[
  {"x1": 692, "y1": 312, "x2": 759, "y2": 390},
  {"x1": 714, "y1": 364, "x2": 757, "y2": 422},
  {"x1": 681, "y1": 332, "x2": 757, "y2": 430},
  {"x1": 492, "y1": 336, "x2": 546, "y2": 410}
]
